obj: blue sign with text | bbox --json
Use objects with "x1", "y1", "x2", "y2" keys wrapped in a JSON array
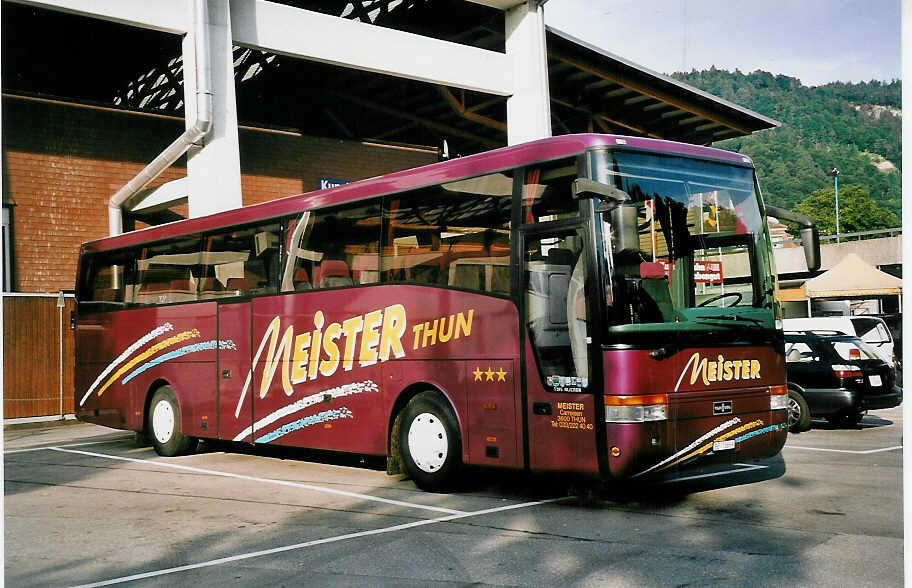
[{"x1": 318, "y1": 177, "x2": 351, "y2": 190}]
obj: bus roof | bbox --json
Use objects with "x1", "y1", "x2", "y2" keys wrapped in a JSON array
[{"x1": 83, "y1": 133, "x2": 753, "y2": 252}]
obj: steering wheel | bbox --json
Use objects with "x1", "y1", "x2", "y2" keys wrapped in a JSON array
[{"x1": 698, "y1": 292, "x2": 743, "y2": 307}]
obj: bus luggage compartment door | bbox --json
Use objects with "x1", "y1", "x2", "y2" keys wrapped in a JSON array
[{"x1": 218, "y1": 301, "x2": 252, "y2": 442}]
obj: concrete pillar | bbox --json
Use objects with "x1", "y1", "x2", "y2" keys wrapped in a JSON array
[
  {"x1": 505, "y1": 1, "x2": 552, "y2": 145},
  {"x1": 184, "y1": 0, "x2": 243, "y2": 217}
]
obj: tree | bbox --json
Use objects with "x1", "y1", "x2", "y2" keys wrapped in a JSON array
[
  {"x1": 672, "y1": 70, "x2": 902, "y2": 219},
  {"x1": 793, "y1": 184, "x2": 898, "y2": 236}
]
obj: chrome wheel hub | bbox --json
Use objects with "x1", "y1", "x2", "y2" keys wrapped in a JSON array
[{"x1": 787, "y1": 397, "x2": 801, "y2": 428}]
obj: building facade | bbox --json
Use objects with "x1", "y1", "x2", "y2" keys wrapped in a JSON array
[{"x1": 3, "y1": 95, "x2": 436, "y2": 294}]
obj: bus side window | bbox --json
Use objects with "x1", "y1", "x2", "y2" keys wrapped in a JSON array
[
  {"x1": 521, "y1": 160, "x2": 579, "y2": 225},
  {"x1": 289, "y1": 204, "x2": 381, "y2": 291},
  {"x1": 249, "y1": 224, "x2": 281, "y2": 294},
  {"x1": 282, "y1": 213, "x2": 315, "y2": 292},
  {"x1": 202, "y1": 223, "x2": 280, "y2": 298},
  {"x1": 383, "y1": 171, "x2": 512, "y2": 294},
  {"x1": 78, "y1": 248, "x2": 135, "y2": 313},
  {"x1": 352, "y1": 241, "x2": 379, "y2": 285},
  {"x1": 135, "y1": 237, "x2": 201, "y2": 305},
  {"x1": 524, "y1": 233, "x2": 589, "y2": 388}
]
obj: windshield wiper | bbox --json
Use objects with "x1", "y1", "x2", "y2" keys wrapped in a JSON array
[
  {"x1": 645, "y1": 315, "x2": 768, "y2": 361},
  {"x1": 695, "y1": 314, "x2": 765, "y2": 327}
]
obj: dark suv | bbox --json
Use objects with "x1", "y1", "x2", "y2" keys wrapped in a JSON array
[{"x1": 785, "y1": 331, "x2": 902, "y2": 432}]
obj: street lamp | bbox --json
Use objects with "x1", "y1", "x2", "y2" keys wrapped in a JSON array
[{"x1": 826, "y1": 167, "x2": 840, "y2": 242}]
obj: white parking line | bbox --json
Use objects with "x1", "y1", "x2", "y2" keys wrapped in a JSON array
[
  {"x1": 4, "y1": 436, "x2": 134, "y2": 454},
  {"x1": 70, "y1": 496, "x2": 566, "y2": 588},
  {"x1": 785, "y1": 444, "x2": 903, "y2": 455},
  {"x1": 49, "y1": 447, "x2": 467, "y2": 515}
]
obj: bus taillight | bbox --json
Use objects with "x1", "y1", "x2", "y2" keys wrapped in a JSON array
[
  {"x1": 604, "y1": 394, "x2": 668, "y2": 423},
  {"x1": 769, "y1": 384, "x2": 789, "y2": 410}
]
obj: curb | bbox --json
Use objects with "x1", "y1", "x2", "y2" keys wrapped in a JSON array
[{"x1": 4, "y1": 414, "x2": 79, "y2": 431}]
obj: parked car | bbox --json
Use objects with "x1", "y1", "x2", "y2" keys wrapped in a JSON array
[
  {"x1": 785, "y1": 330, "x2": 902, "y2": 432},
  {"x1": 878, "y1": 313, "x2": 903, "y2": 386},
  {"x1": 783, "y1": 316, "x2": 896, "y2": 366}
]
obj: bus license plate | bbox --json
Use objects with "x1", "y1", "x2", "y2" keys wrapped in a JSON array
[
  {"x1": 869, "y1": 375, "x2": 882, "y2": 387},
  {"x1": 713, "y1": 440, "x2": 735, "y2": 451}
]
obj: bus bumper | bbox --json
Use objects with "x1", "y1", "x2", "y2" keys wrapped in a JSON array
[{"x1": 604, "y1": 408, "x2": 788, "y2": 481}]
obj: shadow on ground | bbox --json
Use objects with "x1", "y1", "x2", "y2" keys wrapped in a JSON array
[{"x1": 5, "y1": 428, "x2": 825, "y2": 587}]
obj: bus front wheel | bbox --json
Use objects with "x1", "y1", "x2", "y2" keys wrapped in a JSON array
[
  {"x1": 148, "y1": 386, "x2": 196, "y2": 457},
  {"x1": 399, "y1": 391, "x2": 461, "y2": 492}
]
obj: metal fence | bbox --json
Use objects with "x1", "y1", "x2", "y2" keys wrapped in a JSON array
[
  {"x1": 2, "y1": 292, "x2": 75, "y2": 421},
  {"x1": 819, "y1": 227, "x2": 903, "y2": 242}
]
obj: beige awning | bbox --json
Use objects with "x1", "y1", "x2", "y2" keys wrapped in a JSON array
[
  {"x1": 779, "y1": 282, "x2": 807, "y2": 302},
  {"x1": 806, "y1": 253, "x2": 902, "y2": 298}
]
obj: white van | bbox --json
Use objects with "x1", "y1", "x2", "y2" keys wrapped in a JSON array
[{"x1": 783, "y1": 316, "x2": 895, "y2": 365}]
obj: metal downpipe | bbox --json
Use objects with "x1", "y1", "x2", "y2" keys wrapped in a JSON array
[{"x1": 108, "y1": 0, "x2": 213, "y2": 236}]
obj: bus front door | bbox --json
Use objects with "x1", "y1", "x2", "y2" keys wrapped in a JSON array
[
  {"x1": 521, "y1": 228, "x2": 600, "y2": 475},
  {"x1": 217, "y1": 301, "x2": 253, "y2": 442}
]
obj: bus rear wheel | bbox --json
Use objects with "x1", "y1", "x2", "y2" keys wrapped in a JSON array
[
  {"x1": 399, "y1": 391, "x2": 461, "y2": 492},
  {"x1": 148, "y1": 386, "x2": 196, "y2": 457}
]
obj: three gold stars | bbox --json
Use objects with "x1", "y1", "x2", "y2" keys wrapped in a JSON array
[{"x1": 473, "y1": 366, "x2": 507, "y2": 382}]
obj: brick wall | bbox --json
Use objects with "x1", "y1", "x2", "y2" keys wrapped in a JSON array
[{"x1": 2, "y1": 95, "x2": 437, "y2": 293}]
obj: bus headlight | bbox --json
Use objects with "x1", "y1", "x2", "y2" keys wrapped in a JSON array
[
  {"x1": 605, "y1": 394, "x2": 668, "y2": 423},
  {"x1": 770, "y1": 385, "x2": 788, "y2": 410}
]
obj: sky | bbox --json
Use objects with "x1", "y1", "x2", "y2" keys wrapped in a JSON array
[{"x1": 544, "y1": 0, "x2": 902, "y2": 87}]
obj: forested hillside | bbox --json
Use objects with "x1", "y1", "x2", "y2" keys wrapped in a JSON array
[{"x1": 673, "y1": 69, "x2": 901, "y2": 223}]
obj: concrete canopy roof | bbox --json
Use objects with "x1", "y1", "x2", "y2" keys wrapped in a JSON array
[
  {"x1": 545, "y1": 28, "x2": 780, "y2": 144},
  {"x1": 1, "y1": 0, "x2": 778, "y2": 155}
]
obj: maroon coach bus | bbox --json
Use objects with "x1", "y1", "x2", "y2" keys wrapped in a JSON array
[{"x1": 75, "y1": 134, "x2": 813, "y2": 491}]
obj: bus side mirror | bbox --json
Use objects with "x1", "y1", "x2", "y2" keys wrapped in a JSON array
[
  {"x1": 799, "y1": 225, "x2": 821, "y2": 271},
  {"x1": 766, "y1": 205, "x2": 821, "y2": 272},
  {"x1": 610, "y1": 203, "x2": 640, "y2": 253},
  {"x1": 572, "y1": 178, "x2": 630, "y2": 205},
  {"x1": 571, "y1": 179, "x2": 639, "y2": 252}
]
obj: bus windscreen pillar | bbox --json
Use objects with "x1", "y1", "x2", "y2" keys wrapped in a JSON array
[
  {"x1": 184, "y1": 0, "x2": 243, "y2": 218},
  {"x1": 505, "y1": 1, "x2": 552, "y2": 145}
]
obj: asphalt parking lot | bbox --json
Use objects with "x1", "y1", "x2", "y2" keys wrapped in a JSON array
[{"x1": 4, "y1": 406, "x2": 903, "y2": 587}]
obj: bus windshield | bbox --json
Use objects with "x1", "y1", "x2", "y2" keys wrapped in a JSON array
[{"x1": 591, "y1": 150, "x2": 778, "y2": 340}]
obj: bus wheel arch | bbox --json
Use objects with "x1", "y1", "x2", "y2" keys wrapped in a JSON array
[
  {"x1": 145, "y1": 383, "x2": 197, "y2": 457},
  {"x1": 395, "y1": 388, "x2": 463, "y2": 491}
]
